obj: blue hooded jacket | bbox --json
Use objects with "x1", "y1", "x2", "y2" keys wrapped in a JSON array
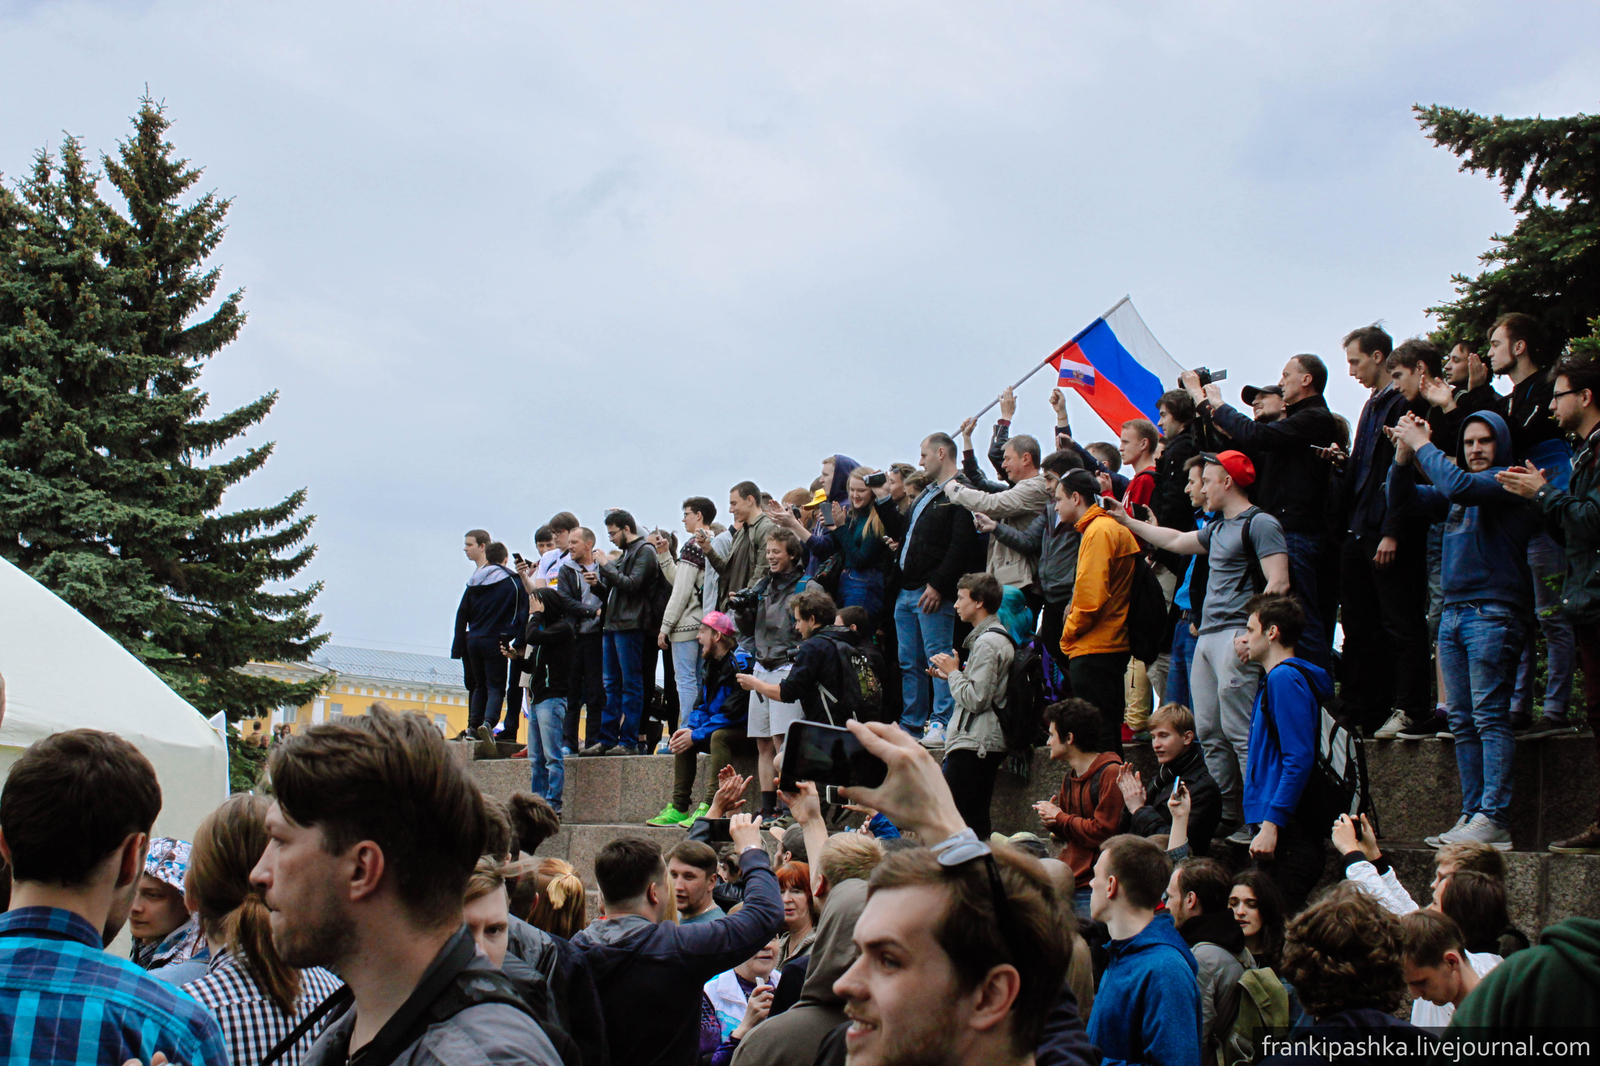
[
  {"x1": 1245, "y1": 657, "x2": 1333, "y2": 828},
  {"x1": 1385, "y1": 410, "x2": 1536, "y2": 612},
  {"x1": 1087, "y1": 911, "x2": 1201, "y2": 1066}
]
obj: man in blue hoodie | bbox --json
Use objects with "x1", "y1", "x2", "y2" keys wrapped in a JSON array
[
  {"x1": 1087, "y1": 834, "x2": 1201, "y2": 1066},
  {"x1": 1387, "y1": 410, "x2": 1536, "y2": 852},
  {"x1": 1239, "y1": 592, "x2": 1332, "y2": 913}
]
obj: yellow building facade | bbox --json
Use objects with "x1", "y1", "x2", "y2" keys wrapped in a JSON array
[{"x1": 240, "y1": 644, "x2": 473, "y2": 738}]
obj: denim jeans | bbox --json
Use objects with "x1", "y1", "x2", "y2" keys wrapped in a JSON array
[
  {"x1": 893, "y1": 586, "x2": 956, "y2": 735},
  {"x1": 1165, "y1": 615, "x2": 1199, "y2": 710},
  {"x1": 838, "y1": 568, "x2": 885, "y2": 615},
  {"x1": 670, "y1": 639, "x2": 704, "y2": 725},
  {"x1": 600, "y1": 630, "x2": 645, "y2": 749},
  {"x1": 1439, "y1": 601, "x2": 1528, "y2": 829},
  {"x1": 1282, "y1": 530, "x2": 1329, "y2": 669},
  {"x1": 1512, "y1": 532, "x2": 1574, "y2": 722},
  {"x1": 527, "y1": 697, "x2": 567, "y2": 811},
  {"x1": 466, "y1": 637, "x2": 509, "y2": 732}
]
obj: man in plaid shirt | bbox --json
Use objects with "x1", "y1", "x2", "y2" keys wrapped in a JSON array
[{"x1": 0, "y1": 729, "x2": 228, "y2": 1066}]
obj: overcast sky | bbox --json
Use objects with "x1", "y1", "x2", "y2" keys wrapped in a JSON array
[{"x1": 5, "y1": 1, "x2": 1599, "y2": 659}]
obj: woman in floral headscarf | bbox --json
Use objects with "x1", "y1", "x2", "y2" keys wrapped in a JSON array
[{"x1": 130, "y1": 836, "x2": 207, "y2": 978}]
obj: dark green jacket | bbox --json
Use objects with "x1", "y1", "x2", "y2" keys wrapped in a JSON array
[
  {"x1": 1535, "y1": 425, "x2": 1600, "y2": 624},
  {"x1": 1448, "y1": 916, "x2": 1600, "y2": 1029}
]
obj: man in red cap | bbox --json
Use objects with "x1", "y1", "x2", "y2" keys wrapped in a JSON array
[
  {"x1": 647, "y1": 611, "x2": 759, "y2": 826},
  {"x1": 1103, "y1": 450, "x2": 1291, "y2": 846}
]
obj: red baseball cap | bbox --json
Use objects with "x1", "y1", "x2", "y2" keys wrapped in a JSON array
[{"x1": 1202, "y1": 450, "x2": 1256, "y2": 487}]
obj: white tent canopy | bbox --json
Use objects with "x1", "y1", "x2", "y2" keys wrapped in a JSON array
[{"x1": 0, "y1": 556, "x2": 228, "y2": 842}]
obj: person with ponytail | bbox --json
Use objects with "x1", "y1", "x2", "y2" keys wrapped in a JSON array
[
  {"x1": 180, "y1": 794, "x2": 344, "y2": 1066},
  {"x1": 528, "y1": 858, "x2": 589, "y2": 940}
]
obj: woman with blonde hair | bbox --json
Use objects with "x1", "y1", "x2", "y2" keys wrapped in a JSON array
[
  {"x1": 527, "y1": 857, "x2": 588, "y2": 939},
  {"x1": 181, "y1": 794, "x2": 343, "y2": 1066}
]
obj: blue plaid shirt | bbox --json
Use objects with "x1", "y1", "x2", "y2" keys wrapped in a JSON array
[{"x1": 0, "y1": 906, "x2": 228, "y2": 1066}]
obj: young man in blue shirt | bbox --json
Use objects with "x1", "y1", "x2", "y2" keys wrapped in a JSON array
[
  {"x1": 0, "y1": 729, "x2": 228, "y2": 1066},
  {"x1": 1239, "y1": 591, "x2": 1333, "y2": 913}
]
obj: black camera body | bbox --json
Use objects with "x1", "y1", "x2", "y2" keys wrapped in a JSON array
[
  {"x1": 727, "y1": 587, "x2": 760, "y2": 612},
  {"x1": 863, "y1": 471, "x2": 888, "y2": 489},
  {"x1": 1182, "y1": 367, "x2": 1229, "y2": 388}
]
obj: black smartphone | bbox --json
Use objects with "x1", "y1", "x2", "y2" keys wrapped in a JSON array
[
  {"x1": 704, "y1": 818, "x2": 732, "y2": 843},
  {"x1": 781, "y1": 721, "x2": 888, "y2": 790},
  {"x1": 513, "y1": 552, "x2": 525, "y2": 564}
]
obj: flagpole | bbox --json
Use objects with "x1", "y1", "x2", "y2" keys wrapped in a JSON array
[{"x1": 961, "y1": 295, "x2": 1131, "y2": 427}]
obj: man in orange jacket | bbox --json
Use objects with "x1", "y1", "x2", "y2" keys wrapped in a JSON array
[{"x1": 1055, "y1": 469, "x2": 1142, "y2": 748}]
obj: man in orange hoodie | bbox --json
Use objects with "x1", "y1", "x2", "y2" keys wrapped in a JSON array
[
  {"x1": 1033, "y1": 697, "x2": 1125, "y2": 918},
  {"x1": 1055, "y1": 469, "x2": 1142, "y2": 748}
]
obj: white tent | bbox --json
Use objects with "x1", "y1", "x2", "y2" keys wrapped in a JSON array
[{"x1": 0, "y1": 556, "x2": 229, "y2": 842}]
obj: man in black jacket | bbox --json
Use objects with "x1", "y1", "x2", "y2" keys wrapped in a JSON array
[
  {"x1": 899, "y1": 433, "x2": 982, "y2": 746},
  {"x1": 1186, "y1": 353, "x2": 1339, "y2": 667},
  {"x1": 581, "y1": 510, "x2": 660, "y2": 756},
  {"x1": 1332, "y1": 326, "x2": 1432, "y2": 737},
  {"x1": 1114, "y1": 702, "x2": 1221, "y2": 855},
  {"x1": 453, "y1": 536, "x2": 529, "y2": 738},
  {"x1": 555, "y1": 528, "x2": 606, "y2": 754}
]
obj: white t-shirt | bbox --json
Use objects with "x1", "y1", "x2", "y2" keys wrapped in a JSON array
[
  {"x1": 1408, "y1": 951, "x2": 1500, "y2": 1028},
  {"x1": 535, "y1": 548, "x2": 566, "y2": 587}
]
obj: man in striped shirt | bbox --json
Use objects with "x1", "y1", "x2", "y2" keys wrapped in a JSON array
[{"x1": 0, "y1": 729, "x2": 228, "y2": 1066}]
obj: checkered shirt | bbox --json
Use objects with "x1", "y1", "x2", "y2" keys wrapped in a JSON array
[
  {"x1": 0, "y1": 906, "x2": 228, "y2": 1066},
  {"x1": 183, "y1": 948, "x2": 344, "y2": 1066}
]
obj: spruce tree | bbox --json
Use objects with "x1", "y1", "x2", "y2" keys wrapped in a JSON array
[
  {"x1": 1416, "y1": 104, "x2": 1600, "y2": 352},
  {"x1": 0, "y1": 98, "x2": 325, "y2": 719}
]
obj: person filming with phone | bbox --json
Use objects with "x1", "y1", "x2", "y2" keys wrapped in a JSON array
[{"x1": 926, "y1": 573, "x2": 1012, "y2": 839}]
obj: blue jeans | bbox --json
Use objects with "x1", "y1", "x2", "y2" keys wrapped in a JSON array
[
  {"x1": 600, "y1": 630, "x2": 645, "y2": 749},
  {"x1": 1165, "y1": 615, "x2": 1199, "y2": 709},
  {"x1": 1072, "y1": 886, "x2": 1093, "y2": 921},
  {"x1": 527, "y1": 697, "x2": 567, "y2": 811},
  {"x1": 838, "y1": 568, "x2": 885, "y2": 615},
  {"x1": 670, "y1": 639, "x2": 704, "y2": 724},
  {"x1": 1513, "y1": 532, "x2": 1574, "y2": 722},
  {"x1": 893, "y1": 586, "x2": 956, "y2": 735},
  {"x1": 1439, "y1": 602, "x2": 1527, "y2": 828},
  {"x1": 1282, "y1": 531, "x2": 1328, "y2": 669}
]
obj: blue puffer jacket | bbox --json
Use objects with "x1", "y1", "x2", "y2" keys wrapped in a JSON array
[
  {"x1": 1087, "y1": 912, "x2": 1201, "y2": 1066},
  {"x1": 685, "y1": 647, "x2": 753, "y2": 742},
  {"x1": 1386, "y1": 410, "x2": 1537, "y2": 612}
]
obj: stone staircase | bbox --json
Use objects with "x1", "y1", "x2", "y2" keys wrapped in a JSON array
[{"x1": 466, "y1": 734, "x2": 1600, "y2": 933}]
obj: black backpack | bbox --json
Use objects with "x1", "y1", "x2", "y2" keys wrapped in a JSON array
[
  {"x1": 993, "y1": 630, "x2": 1047, "y2": 755},
  {"x1": 1126, "y1": 553, "x2": 1170, "y2": 665},
  {"x1": 1259, "y1": 660, "x2": 1379, "y2": 838},
  {"x1": 815, "y1": 632, "x2": 888, "y2": 725}
]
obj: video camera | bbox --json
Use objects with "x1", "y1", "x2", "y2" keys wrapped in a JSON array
[
  {"x1": 1181, "y1": 367, "x2": 1228, "y2": 388},
  {"x1": 727, "y1": 586, "x2": 760, "y2": 612}
]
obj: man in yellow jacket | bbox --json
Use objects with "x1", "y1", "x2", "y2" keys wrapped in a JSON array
[{"x1": 1055, "y1": 469, "x2": 1142, "y2": 748}]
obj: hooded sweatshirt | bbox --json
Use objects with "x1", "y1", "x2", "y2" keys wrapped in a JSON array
[
  {"x1": 729, "y1": 879, "x2": 869, "y2": 1066},
  {"x1": 1047, "y1": 749, "x2": 1125, "y2": 888},
  {"x1": 1244, "y1": 657, "x2": 1333, "y2": 828},
  {"x1": 826, "y1": 454, "x2": 861, "y2": 504},
  {"x1": 1448, "y1": 916, "x2": 1600, "y2": 1030},
  {"x1": 1385, "y1": 410, "x2": 1536, "y2": 611},
  {"x1": 571, "y1": 847, "x2": 785, "y2": 1066},
  {"x1": 1087, "y1": 911, "x2": 1202, "y2": 1066},
  {"x1": 452, "y1": 563, "x2": 529, "y2": 657}
]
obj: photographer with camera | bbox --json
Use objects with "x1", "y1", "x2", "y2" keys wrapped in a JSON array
[
  {"x1": 732, "y1": 529, "x2": 810, "y2": 822},
  {"x1": 1185, "y1": 355, "x2": 1339, "y2": 668}
]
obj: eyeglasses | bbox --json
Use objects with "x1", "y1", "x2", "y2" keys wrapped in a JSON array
[
  {"x1": 982, "y1": 854, "x2": 1022, "y2": 962},
  {"x1": 1552, "y1": 389, "x2": 1581, "y2": 400}
]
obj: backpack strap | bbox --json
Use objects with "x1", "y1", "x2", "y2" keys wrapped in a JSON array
[{"x1": 261, "y1": 986, "x2": 353, "y2": 1066}]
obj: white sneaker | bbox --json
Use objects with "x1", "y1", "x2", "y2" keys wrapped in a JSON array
[
  {"x1": 1442, "y1": 813, "x2": 1512, "y2": 851},
  {"x1": 1425, "y1": 815, "x2": 1470, "y2": 848},
  {"x1": 920, "y1": 723, "x2": 947, "y2": 748},
  {"x1": 1373, "y1": 710, "x2": 1413, "y2": 740}
]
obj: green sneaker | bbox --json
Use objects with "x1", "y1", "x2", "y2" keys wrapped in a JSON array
[
  {"x1": 688, "y1": 803, "x2": 711, "y2": 823},
  {"x1": 647, "y1": 804, "x2": 690, "y2": 827}
]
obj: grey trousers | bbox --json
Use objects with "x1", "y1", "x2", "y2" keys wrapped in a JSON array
[{"x1": 1190, "y1": 627, "x2": 1262, "y2": 823}]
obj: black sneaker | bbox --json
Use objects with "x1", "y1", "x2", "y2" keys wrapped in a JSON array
[
  {"x1": 1549, "y1": 822, "x2": 1600, "y2": 854},
  {"x1": 1522, "y1": 715, "x2": 1579, "y2": 740},
  {"x1": 1396, "y1": 715, "x2": 1447, "y2": 741}
]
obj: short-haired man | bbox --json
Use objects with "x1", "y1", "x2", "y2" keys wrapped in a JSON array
[
  {"x1": 573, "y1": 816, "x2": 783, "y2": 1066},
  {"x1": 454, "y1": 529, "x2": 529, "y2": 741},
  {"x1": 581, "y1": 509, "x2": 661, "y2": 756},
  {"x1": 978, "y1": 448, "x2": 1086, "y2": 676},
  {"x1": 1106, "y1": 451, "x2": 1291, "y2": 836},
  {"x1": 941, "y1": 431, "x2": 1052, "y2": 601},
  {"x1": 536, "y1": 512, "x2": 581, "y2": 586},
  {"x1": 1497, "y1": 352, "x2": 1600, "y2": 853},
  {"x1": 894, "y1": 433, "x2": 981, "y2": 748},
  {"x1": 0, "y1": 730, "x2": 229, "y2": 1065},
  {"x1": 1053, "y1": 469, "x2": 1141, "y2": 745},
  {"x1": 1034, "y1": 698, "x2": 1125, "y2": 918},
  {"x1": 1116, "y1": 702, "x2": 1222, "y2": 855},
  {"x1": 1164, "y1": 457, "x2": 1211, "y2": 710},
  {"x1": 1166, "y1": 857, "x2": 1252, "y2": 1047},
  {"x1": 651, "y1": 612, "x2": 758, "y2": 826},
  {"x1": 1187, "y1": 354, "x2": 1339, "y2": 667},
  {"x1": 1399, "y1": 910, "x2": 1495, "y2": 1029},
  {"x1": 662, "y1": 496, "x2": 717, "y2": 720},
  {"x1": 1334, "y1": 325, "x2": 1433, "y2": 738},
  {"x1": 927, "y1": 573, "x2": 1013, "y2": 839},
  {"x1": 1388, "y1": 411, "x2": 1536, "y2": 849},
  {"x1": 1425, "y1": 341, "x2": 1500, "y2": 461},
  {"x1": 733, "y1": 530, "x2": 810, "y2": 819},
  {"x1": 667, "y1": 841, "x2": 722, "y2": 925},
  {"x1": 556, "y1": 526, "x2": 606, "y2": 753},
  {"x1": 252, "y1": 708, "x2": 562, "y2": 1064},
  {"x1": 1239, "y1": 593, "x2": 1333, "y2": 912},
  {"x1": 1118, "y1": 418, "x2": 1160, "y2": 515},
  {"x1": 1088, "y1": 835, "x2": 1202, "y2": 1066},
  {"x1": 704, "y1": 481, "x2": 777, "y2": 613}
]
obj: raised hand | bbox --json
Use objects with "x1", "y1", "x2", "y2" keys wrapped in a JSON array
[
  {"x1": 1116, "y1": 764, "x2": 1144, "y2": 813},
  {"x1": 999, "y1": 386, "x2": 1017, "y2": 421}
]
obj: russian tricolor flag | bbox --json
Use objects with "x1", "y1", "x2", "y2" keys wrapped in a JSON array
[{"x1": 1050, "y1": 297, "x2": 1184, "y2": 432}]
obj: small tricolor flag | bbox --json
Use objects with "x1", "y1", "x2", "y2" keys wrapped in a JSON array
[{"x1": 1049, "y1": 297, "x2": 1183, "y2": 433}]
